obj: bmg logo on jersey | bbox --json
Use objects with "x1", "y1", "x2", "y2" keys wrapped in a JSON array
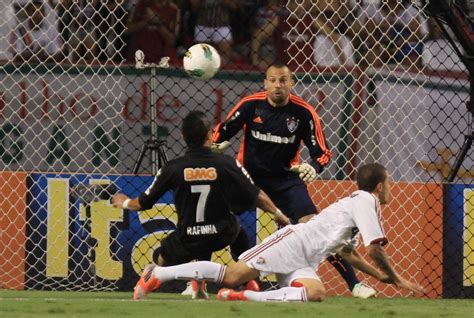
[{"x1": 184, "y1": 167, "x2": 217, "y2": 181}]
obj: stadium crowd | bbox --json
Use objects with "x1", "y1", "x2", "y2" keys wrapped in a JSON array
[{"x1": 2, "y1": 0, "x2": 465, "y2": 72}]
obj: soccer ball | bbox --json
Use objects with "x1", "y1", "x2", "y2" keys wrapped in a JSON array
[{"x1": 183, "y1": 44, "x2": 221, "y2": 80}]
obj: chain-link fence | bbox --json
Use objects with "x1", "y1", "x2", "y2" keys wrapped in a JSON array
[{"x1": 0, "y1": 0, "x2": 473, "y2": 298}]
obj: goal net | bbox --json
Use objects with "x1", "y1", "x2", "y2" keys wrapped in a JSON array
[{"x1": 0, "y1": 0, "x2": 472, "y2": 298}]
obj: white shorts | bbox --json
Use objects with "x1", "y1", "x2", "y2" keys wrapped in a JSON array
[
  {"x1": 276, "y1": 267, "x2": 321, "y2": 287},
  {"x1": 239, "y1": 226, "x2": 323, "y2": 286},
  {"x1": 194, "y1": 25, "x2": 232, "y2": 43}
]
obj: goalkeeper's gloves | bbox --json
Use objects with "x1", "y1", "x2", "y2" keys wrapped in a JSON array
[
  {"x1": 211, "y1": 141, "x2": 231, "y2": 153},
  {"x1": 290, "y1": 163, "x2": 317, "y2": 182}
]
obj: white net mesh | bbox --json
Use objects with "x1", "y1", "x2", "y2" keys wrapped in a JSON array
[{"x1": 0, "y1": 0, "x2": 472, "y2": 298}]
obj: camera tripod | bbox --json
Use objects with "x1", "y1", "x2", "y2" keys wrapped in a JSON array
[{"x1": 132, "y1": 51, "x2": 170, "y2": 174}]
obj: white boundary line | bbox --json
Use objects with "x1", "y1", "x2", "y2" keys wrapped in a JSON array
[{"x1": 0, "y1": 297, "x2": 213, "y2": 302}]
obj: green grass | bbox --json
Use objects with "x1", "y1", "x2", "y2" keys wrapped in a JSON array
[{"x1": 1, "y1": 290, "x2": 473, "y2": 318}]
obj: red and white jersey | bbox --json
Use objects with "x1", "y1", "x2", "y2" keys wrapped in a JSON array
[
  {"x1": 295, "y1": 190, "x2": 388, "y2": 258},
  {"x1": 240, "y1": 190, "x2": 388, "y2": 277}
]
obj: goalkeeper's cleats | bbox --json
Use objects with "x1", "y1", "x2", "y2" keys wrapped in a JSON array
[
  {"x1": 133, "y1": 264, "x2": 161, "y2": 300},
  {"x1": 217, "y1": 288, "x2": 247, "y2": 301},
  {"x1": 190, "y1": 279, "x2": 208, "y2": 300},
  {"x1": 352, "y1": 282, "x2": 376, "y2": 299},
  {"x1": 244, "y1": 279, "x2": 260, "y2": 292}
]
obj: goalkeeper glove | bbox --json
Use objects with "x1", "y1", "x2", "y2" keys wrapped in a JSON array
[
  {"x1": 290, "y1": 163, "x2": 317, "y2": 182},
  {"x1": 211, "y1": 141, "x2": 231, "y2": 153}
]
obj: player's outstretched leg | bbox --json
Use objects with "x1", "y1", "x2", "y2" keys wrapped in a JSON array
[
  {"x1": 133, "y1": 264, "x2": 161, "y2": 300},
  {"x1": 217, "y1": 289, "x2": 247, "y2": 301},
  {"x1": 133, "y1": 261, "x2": 226, "y2": 300},
  {"x1": 217, "y1": 286, "x2": 308, "y2": 302}
]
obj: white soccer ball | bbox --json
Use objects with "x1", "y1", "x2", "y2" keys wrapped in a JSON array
[{"x1": 183, "y1": 44, "x2": 221, "y2": 80}]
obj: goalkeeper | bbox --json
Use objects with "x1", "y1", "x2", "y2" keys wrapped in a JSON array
[{"x1": 212, "y1": 63, "x2": 375, "y2": 298}]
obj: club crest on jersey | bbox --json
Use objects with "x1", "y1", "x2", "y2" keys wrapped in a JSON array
[{"x1": 286, "y1": 117, "x2": 299, "y2": 133}]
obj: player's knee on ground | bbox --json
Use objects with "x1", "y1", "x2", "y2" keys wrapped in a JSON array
[
  {"x1": 306, "y1": 285, "x2": 325, "y2": 302},
  {"x1": 292, "y1": 279, "x2": 326, "y2": 302},
  {"x1": 222, "y1": 261, "x2": 259, "y2": 288},
  {"x1": 222, "y1": 275, "x2": 242, "y2": 288}
]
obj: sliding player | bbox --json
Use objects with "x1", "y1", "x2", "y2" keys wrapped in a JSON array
[{"x1": 132, "y1": 163, "x2": 424, "y2": 302}]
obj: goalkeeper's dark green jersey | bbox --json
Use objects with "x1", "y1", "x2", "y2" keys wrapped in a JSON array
[
  {"x1": 213, "y1": 91, "x2": 332, "y2": 180},
  {"x1": 138, "y1": 147, "x2": 259, "y2": 246}
]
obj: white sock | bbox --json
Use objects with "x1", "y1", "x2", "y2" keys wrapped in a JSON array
[
  {"x1": 243, "y1": 287, "x2": 307, "y2": 302},
  {"x1": 152, "y1": 261, "x2": 226, "y2": 284}
]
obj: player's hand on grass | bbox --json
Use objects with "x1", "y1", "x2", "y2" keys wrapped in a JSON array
[
  {"x1": 394, "y1": 277, "x2": 426, "y2": 295},
  {"x1": 290, "y1": 163, "x2": 317, "y2": 182},
  {"x1": 211, "y1": 141, "x2": 231, "y2": 153}
]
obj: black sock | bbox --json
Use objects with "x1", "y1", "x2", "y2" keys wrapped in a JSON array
[{"x1": 326, "y1": 254, "x2": 359, "y2": 291}]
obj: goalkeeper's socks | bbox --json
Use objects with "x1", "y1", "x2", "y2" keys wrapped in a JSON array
[
  {"x1": 327, "y1": 254, "x2": 359, "y2": 291},
  {"x1": 153, "y1": 261, "x2": 226, "y2": 284},
  {"x1": 243, "y1": 287, "x2": 307, "y2": 302}
]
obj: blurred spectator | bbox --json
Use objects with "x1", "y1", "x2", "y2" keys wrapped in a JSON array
[
  {"x1": 251, "y1": 0, "x2": 319, "y2": 70},
  {"x1": 228, "y1": 0, "x2": 262, "y2": 63},
  {"x1": 54, "y1": 0, "x2": 73, "y2": 58},
  {"x1": 312, "y1": 0, "x2": 352, "y2": 67},
  {"x1": 9, "y1": 0, "x2": 64, "y2": 64},
  {"x1": 250, "y1": 0, "x2": 281, "y2": 69},
  {"x1": 361, "y1": 0, "x2": 427, "y2": 69},
  {"x1": 174, "y1": 0, "x2": 197, "y2": 56},
  {"x1": 96, "y1": 0, "x2": 128, "y2": 62},
  {"x1": 190, "y1": 0, "x2": 238, "y2": 64},
  {"x1": 126, "y1": 0, "x2": 180, "y2": 64},
  {"x1": 68, "y1": 0, "x2": 100, "y2": 63},
  {"x1": 0, "y1": 3, "x2": 15, "y2": 61}
]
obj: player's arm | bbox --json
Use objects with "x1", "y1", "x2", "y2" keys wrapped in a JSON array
[
  {"x1": 212, "y1": 98, "x2": 252, "y2": 144},
  {"x1": 111, "y1": 193, "x2": 142, "y2": 210},
  {"x1": 224, "y1": 158, "x2": 290, "y2": 225},
  {"x1": 291, "y1": 107, "x2": 332, "y2": 182},
  {"x1": 338, "y1": 245, "x2": 385, "y2": 280},
  {"x1": 111, "y1": 166, "x2": 173, "y2": 211},
  {"x1": 303, "y1": 109, "x2": 332, "y2": 173},
  {"x1": 367, "y1": 243, "x2": 425, "y2": 294},
  {"x1": 255, "y1": 190, "x2": 291, "y2": 226},
  {"x1": 352, "y1": 195, "x2": 424, "y2": 294}
]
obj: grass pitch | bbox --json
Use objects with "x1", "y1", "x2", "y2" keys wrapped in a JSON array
[{"x1": 1, "y1": 290, "x2": 473, "y2": 318}]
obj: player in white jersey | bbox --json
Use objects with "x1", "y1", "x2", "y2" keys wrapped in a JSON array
[{"x1": 132, "y1": 163, "x2": 425, "y2": 302}]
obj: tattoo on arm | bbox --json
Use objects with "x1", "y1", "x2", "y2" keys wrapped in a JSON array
[{"x1": 371, "y1": 245, "x2": 397, "y2": 280}]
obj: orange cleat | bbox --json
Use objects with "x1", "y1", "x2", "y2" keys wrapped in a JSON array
[
  {"x1": 133, "y1": 264, "x2": 161, "y2": 300},
  {"x1": 190, "y1": 279, "x2": 208, "y2": 300},
  {"x1": 244, "y1": 280, "x2": 260, "y2": 292},
  {"x1": 217, "y1": 288, "x2": 247, "y2": 301}
]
